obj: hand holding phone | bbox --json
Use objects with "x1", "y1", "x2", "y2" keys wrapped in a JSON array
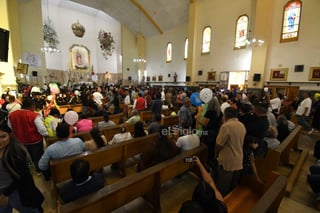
[{"x1": 184, "y1": 157, "x2": 196, "y2": 163}]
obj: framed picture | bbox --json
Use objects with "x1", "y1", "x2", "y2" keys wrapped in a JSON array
[
  {"x1": 309, "y1": 67, "x2": 320, "y2": 81},
  {"x1": 270, "y1": 68, "x2": 288, "y2": 81},
  {"x1": 152, "y1": 76, "x2": 156, "y2": 81},
  {"x1": 17, "y1": 63, "x2": 29, "y2": 74},
  {"x1": 158, "y1": 75, "x2": 163, "y2": 82},
  {"x1": 70, "y1": 44, "x2": 90, "y2": 70},
  {"x1": 207, "y1": 71, "x2": 216, "y2": 81},
  {"x1": 146, "y1": 76, "x2": 150, "y2": 82}
]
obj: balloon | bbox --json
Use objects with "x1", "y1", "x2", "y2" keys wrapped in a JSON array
[
  {"x1": 199, "y1": 88, "x2": 213, "y2": 103},
  {"x1": 64, "y1": 111, "x2": 79, "y2": 125},
  {"x1": 50, "y1": 83, "x2": 60, "y2": 94},
  {"x1": 74, "y1": 90, "x2": 80, "y2": 96},
  {"x1": 190, "y1": 92, "x2": 202, "y2": 106}
]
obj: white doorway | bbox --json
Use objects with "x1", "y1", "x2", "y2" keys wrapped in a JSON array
[{"x1": 228, "y1": 71, "x2": 248, "y2": 90}]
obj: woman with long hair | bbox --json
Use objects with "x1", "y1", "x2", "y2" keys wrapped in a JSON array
[
  {"x1": 133, "y1": 121, "x2": 147, "y2": 138},
  {"x1": 84, "y1": 127, "x2": 107, "y2": 151},
  {"x1": 0, "y1": 122, "x2": 44, "y2": 212}
]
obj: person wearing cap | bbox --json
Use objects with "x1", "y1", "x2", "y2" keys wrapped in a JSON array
[{"x1": 8, "y1": 98, "x2": 48, "y2": 173}]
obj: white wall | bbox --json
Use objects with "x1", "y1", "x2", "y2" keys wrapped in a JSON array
[
  {"x1": 265, "y1": 0, "x2": 320, "y2": 90},
  {"x1": 146, "y1": 23, "x2": 188, "y2": 83},
  {"x1": 42, "y1": 1, "x2": 121, "y2": 75}
]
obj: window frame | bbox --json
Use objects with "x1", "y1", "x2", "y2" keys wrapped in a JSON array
[
  {"x1": 201, "y1": 26, "x2": 211, "y2": 55},
  {"x1": 184, "y1": 38, "x2": 188, "y2": 60},
  {"x1": 280, "y1": 0, "x2": 302, "y2": 43},
  {"x1": 166, "y1": 42, "x2": 172, "y2": 63},
  {"x1": 234, "y1": 14, "x2": 249, "y2": 49}
]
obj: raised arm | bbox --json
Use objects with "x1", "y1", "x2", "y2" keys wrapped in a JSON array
[{"x1": 193, "y1": 156, "x2": 224, "y2": 202}]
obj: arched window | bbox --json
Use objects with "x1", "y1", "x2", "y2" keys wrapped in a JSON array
[
  {"x1": 166, "y1": 42, "x2": 172, "y2": 62},
  {"x1": 234, "y1": 15, "x2": 249, "y2": 49},
  {"x1": 281, "y1": 0, "x2": 302, "y2": 42},
  {"x1": 184, "y1": 38, "x2": 188, "y2": 60},
  {"x1": 201, "y1": 26, "x2": 211, "y2": 54}
]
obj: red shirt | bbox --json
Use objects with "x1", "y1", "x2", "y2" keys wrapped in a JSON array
[
  {"x1": 9, "y1": 109, "x2": 43, "y2": 144},
  {"x1": 135, "y1": 97, "x2": 146, "y2": 111}
]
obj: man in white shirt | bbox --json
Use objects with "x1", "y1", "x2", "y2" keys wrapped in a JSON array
[
  {"x1": 92, "y1": 87, "x2": 103, "y2": 106},
  {"x1": 176, "y1": 123, "x2": 200, "y2": 151},
  {"x1": 269, "y1": 93, "x2": 282, "y2": 115},
  {"x1": 296, "y1": 92, "x2": 313, "y2": 134}
]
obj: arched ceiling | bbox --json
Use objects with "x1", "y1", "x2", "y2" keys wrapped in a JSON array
[{"x1": 70, "y1": 0, "x2": 189, "y2": 38}]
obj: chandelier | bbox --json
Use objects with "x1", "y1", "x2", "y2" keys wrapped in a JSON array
[
  {"x1": 41, "y1": 0, "x2": 61, "y2": 53},
  {"x1": 133, "y1": 57, "x2": 147, "y2": 63},
  {"x1": 245, "y1": 38, "x2": 264, "y2": 47},
  {"x1": 41, "y1": 46, "x2": 61, "y2": 53}
]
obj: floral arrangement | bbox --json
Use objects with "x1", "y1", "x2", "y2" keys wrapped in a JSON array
[
  {"x1": 98, "y1": 30, "x2": 115, "y2": 60},
  {"x1": 43, "y1": 17, "x2": 59, "y2": 48}
]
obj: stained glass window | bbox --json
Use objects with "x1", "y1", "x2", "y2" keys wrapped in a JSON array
[
  {"x1": 281, "y1": 0, "x2": 302, "y2": 42},
  {"x1": 184, "y1": 38, "x2": 188, "y2": 59},
  {"x1": 201, "y1": 26, "x2": 211, "y2": 54},
  {"x1": 234, "y1": 15, "x2": 249, "y2": 49},
  {"x1": 166, "y1": 42, "x2": 172, "y2": 62}
]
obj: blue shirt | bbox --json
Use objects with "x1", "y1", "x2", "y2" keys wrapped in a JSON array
[{"x1": 38, "y1": 138, "x2": 85, "y2": 171}]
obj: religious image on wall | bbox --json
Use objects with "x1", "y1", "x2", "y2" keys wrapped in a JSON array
[{"x1": 70, "y1": 44, "x2": 90, "y2": 70}]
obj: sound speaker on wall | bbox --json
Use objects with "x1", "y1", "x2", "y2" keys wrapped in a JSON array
[
  {"x1": 186, "y1": 76, "x2": 191, "y2": 82},
  {"x1": 294, "y1": 65, "x2": 304, "y2": 72},
  {"x1": 198, "y1": 70, "x2": 203, "y2": 76},
  {"x1": 32, "y1": 71, "x2": 38, "y2": 77},
  {"x1": 253, "y1": 73, "x2": 261, "y2": 82},
  {"x1": 0, "y1": 28, "x2": 9, "y2": 62}
]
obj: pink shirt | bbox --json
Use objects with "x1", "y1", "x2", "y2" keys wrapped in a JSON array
[{"x1": 76, "y1": 119, "x2": 93, "y2": 132}]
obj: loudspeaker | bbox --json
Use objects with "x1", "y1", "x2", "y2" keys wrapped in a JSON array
[
  {"x1": 0, "y1": 28, "x2": 9, "y2": 62},
  {"x1": 198, "y1": 70, "x2": 203, "y2": 76},
  {"x1": 253, "y1": 73, "x2": 261, "y2": 82},
  {"x1": 128, "y1": 76, "x2": 132, "y2": 80},
  {"x1": 294, "y1": 65, "x2": 304, "y2": 72},
  {"x1": 186, "y1": 76, "x2": 191, "y2": 82},
  {"x1": 32, "y1": 71, "x2": 38, "y2": 77}
]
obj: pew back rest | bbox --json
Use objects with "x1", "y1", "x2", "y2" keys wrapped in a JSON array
[
  {"x1": 161, "y1": 115, "x2": 179, "y2": 127},
  {"x1": 224, "y1": 172, "x2": 287, "y2": 213},
  {"x1": 90, "y1": 113, "x2": 123, "y2": 127},
  {"x1": 51, "y1": 133, "x2": 159, "y2": 184},
  {"x1": 140, "y1": 111, "x2": 153, "y2": 122},
  {"x1": 60, "y1": 143, "x2": 207, "y2": 213},
  {"x1": 275, "y1": 125, "x2": 302, "y2": 165}
]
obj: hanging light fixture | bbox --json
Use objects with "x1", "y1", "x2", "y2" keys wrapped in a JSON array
[
  {"x1": 133, "y1": 57, "x2": 147, "y2": 63},
  {"x1": 245, "y1": 37, "x2": 264, "y2": 47},
  {"x1": 41, "y1": 0, "x2": 61, "y2": 53}
]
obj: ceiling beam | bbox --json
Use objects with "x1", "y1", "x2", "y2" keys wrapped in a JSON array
[{"x1": 129, "y1": 0, "x2": 163, "y2": 34}]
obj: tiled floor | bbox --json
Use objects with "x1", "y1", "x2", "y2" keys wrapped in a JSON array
[{"x1": 33, "y1": 132, "x2": 320, "y2": 213}]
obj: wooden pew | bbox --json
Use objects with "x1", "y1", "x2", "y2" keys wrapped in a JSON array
[
  {"x1": 59, "y1": 143, "x2": 208, "y2": 213},
  {"x1": 51, "y1": 133, "x2": 160, "y2": 205},
  {"x1": 224, "y1": 172, "x2": 287, "y2": 213},
  {"x1": 45, "y1": 123, "x2": 134, "y2": 147},
  {"x1": 90, "y1": 113, "x2": 124, "y2": 127},
  {"x1": 255, "y1": 125, "x2": 306, "y2": 195},
  {"x1": 161, "y1": 115, "x2": 179, "y2": 127},
  {"x1": 140, "y1": 109, "x2": 171, "y2": 123},
  {"x1": 140, "y1": 110, "x2": 153, "y2": 123},
  {"x1": 275, "y1": 125, "x2": 302, "y2": 166},
  {"x1": 57, "y1": 104, "x2": 82, "y2": 115}
]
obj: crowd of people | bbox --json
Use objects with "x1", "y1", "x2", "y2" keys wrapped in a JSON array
[{"x1": 0, "y1": 82, "x2": 319, "y2": 212}]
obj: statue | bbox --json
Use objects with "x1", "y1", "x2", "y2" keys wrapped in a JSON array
[{"x1": 174, "y1": 72, "x2": 177, "y2": 83}]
